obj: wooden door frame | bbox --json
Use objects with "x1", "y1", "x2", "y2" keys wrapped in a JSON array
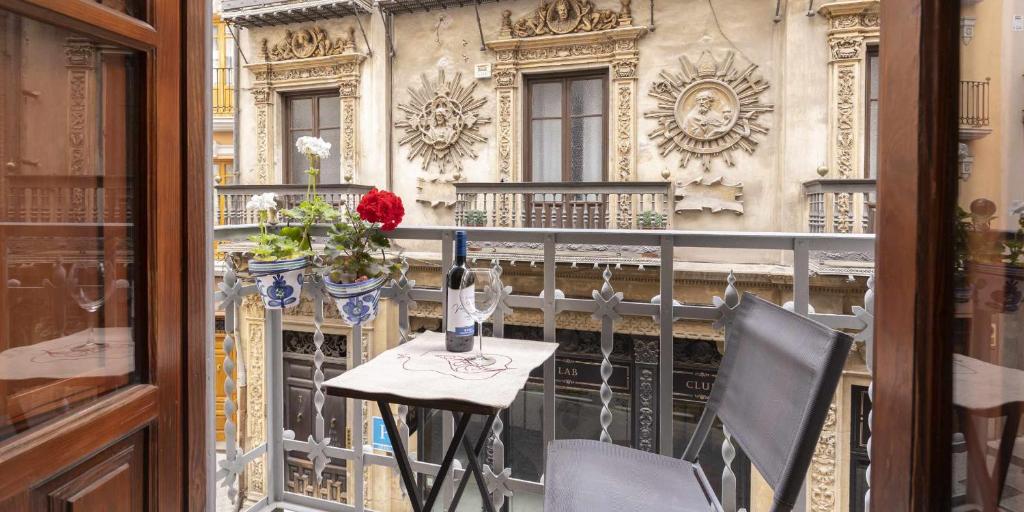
[
  {"x1": 0, "y1": 0, "x2": 208, "y2": 510},
  {"x1": 185, "y1": 0, "x2": 212, "y2": 510},
  {"x1": 872, "y1": 0, "x2": 959, "y2": 508}
]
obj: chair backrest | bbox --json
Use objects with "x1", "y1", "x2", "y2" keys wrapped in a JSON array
[{"x1": 682, "y1": 292, "x2": 853, "y2": 511}]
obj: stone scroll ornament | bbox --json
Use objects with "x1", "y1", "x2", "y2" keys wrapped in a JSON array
[
  {"x1": 646, "y1": 50, "x2": 774, "y2": 172},
  {"x1": 395, "y1": 70, "x2": 491, "y2": 205},
  {"x1": 261, "y1": 26, "x2": 355, "y2": 62}
]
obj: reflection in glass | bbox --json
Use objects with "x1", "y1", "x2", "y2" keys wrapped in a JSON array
[
  {"x1": 0, "y1": 11, "x2": 140, "y2": 440},
  {"x1": 68, "y1": 262, "x2": 112, "y2": 347},
  {"x1": 951, "y1": 0, "x2": 1023, "y2": 508}
]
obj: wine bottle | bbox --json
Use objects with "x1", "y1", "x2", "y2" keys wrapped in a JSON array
[{"x1": 445, "y1": 231, "x2": 475, "y2": 352}]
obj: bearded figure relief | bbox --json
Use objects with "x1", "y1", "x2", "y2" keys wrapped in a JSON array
[
  {"x1": 681, "y1": 91, "x2": 735, "y2": 140},
  {"x1": 646, "y1": 50, "x2": 774, "y2": 172},
  {"x1": 396, "y1": 71, "x2": 491, "y2": 206},
  {"x1": 507, "y1": 0, "x2": 627, "y2": 37}
]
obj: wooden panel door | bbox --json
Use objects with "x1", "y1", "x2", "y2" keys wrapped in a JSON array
[{"x1": 0, "y1": 0, "x2": 200, "y2": 510}]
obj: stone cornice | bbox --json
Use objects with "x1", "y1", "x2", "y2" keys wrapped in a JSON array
[
  {"x1": 817, "y1": 0, "x2": 880, "y2": 19},
  {"x1": 485, "y1": 25, "x2": 647, "y2": 69},
  {"x1": 245, "y1": 52, "x2": 365, "y2": 87},
  {"x1": 818, "y1": 0, "x2": 880, "y2": 40}
]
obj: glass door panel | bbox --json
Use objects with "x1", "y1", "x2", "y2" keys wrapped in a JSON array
[
  {"x1": 0, "y1": 11, "x2": 142, "y2": 440},
  {"x1": 950, "y1": 1, "x2": 1024, "y2": 509}
]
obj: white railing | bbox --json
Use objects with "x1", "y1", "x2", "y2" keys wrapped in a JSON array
[{"x1": 213, "y1": 225, "x2": 875, "y2": 512}]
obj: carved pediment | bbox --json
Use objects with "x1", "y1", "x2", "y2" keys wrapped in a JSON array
[
  {"x1": 260, "y1": 26, "x2": 356, "y2": 62},
  {"x1": 501, "y1": 0, "x2": 632, "y2": 38}
]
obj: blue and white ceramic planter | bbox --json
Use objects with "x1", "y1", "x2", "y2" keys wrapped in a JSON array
[
  {"x1": 324, "y1": 275, "x2": 387, "y2": 326},
  {"x1": 250, "y1": 257, "x2": 307, "y2": 310}
]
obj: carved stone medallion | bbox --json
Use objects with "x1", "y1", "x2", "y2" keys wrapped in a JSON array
[
  {"x1": 646, "y1": 50, "x2": 773, "y2": 172},
  {"x1": 395, "y1": 70, "x2": 491, "y2": 179}
]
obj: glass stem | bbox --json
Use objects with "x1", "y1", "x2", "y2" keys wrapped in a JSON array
[{"x1": 478, "y1": 321, "x2": 484, "y2": 358}]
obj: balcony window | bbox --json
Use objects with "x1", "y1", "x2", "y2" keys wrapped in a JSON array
[
  {"x1": 526, "y1": 71, "x2": 607, "y2": 185},
  {"x1": 284, "y1": 91, "x2": 341, "y2": 185}
]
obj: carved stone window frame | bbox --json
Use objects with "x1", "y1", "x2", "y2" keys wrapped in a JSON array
[
  {"x1": 245, "y1": 52, "x2": 365, "y2": 184},
  {"x1": 818, "y1": 0, "x2": 880, "y2": 182},
  {"x1": 485, "y1": 26, "x2": 647, "y2": 227},
  {"x1": 806, "y1": 6, "x2": 878, "y2": 508}
]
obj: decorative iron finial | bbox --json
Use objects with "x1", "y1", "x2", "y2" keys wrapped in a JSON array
[
  {"x1": 601, "y1": 266, "x2": 614, "y2": 298},
  {"x1": 724, "y1": 271, "x2": 739, "y2": 309}
]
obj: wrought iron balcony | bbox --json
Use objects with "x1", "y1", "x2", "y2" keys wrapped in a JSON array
[
  {"x1": 214, "y1": 183, "x2": 371, "y2": 226},
  {"x1": 454, "y1": 181, "x2": 675, "y2": 230},
  {"x1": 220, "y1": 0, "x2": 370, "y2": 27},
  {"x1": 213, "y1": 67, "x2": 235, "y2": 116},
  {"x1": 959, "y1": 79, "x2": 992, "y2": 140},
  {"x1": 212, "y1": 224, "x2": 875, "y2": 512},
  {"x1": 803, "y1": 178, "x2": 876, "y2": 234}
]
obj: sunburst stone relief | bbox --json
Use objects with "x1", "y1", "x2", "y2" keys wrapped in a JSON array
[
  {"x1": 395, "y1": 70, "x2": 491, "y2": 181},
  {"x1": 645, "y1": 50, "x2": 774, "y2": 172}
]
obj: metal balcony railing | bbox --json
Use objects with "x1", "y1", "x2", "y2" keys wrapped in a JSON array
[
  {"x1": 214, "y1": 184, "x2": 372, "y2": 226},
  {"x1": 213, "y1": 67, "x2": 234, "y2": 116},
  {"x1": 212, "y1": 225, "x2": 875, "y2": 512},
  {"x1": 803, "y1": 179, "x2": 876, "y2": 234},
  {"x1": 959, "y1": 79, "x2": 991, "y2": 128},
  {"x1": 455, "y1": 181, "x2": 675, "y2": 230}
]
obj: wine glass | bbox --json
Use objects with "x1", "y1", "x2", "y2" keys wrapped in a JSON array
[
  {"x1": 68, "y1": 262, "x2": 111, "y2": 348},
  {"x1": 459, "y1": 267, "x2": 502, "y2": 366}
]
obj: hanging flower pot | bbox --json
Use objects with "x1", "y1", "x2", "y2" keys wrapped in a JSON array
[
  {"x1": 324, "y1": 274, "x2": 387, "y2": 326},
  {"x1": 968, "y1": 262, "x2": 1024, "y2": 313},
  {"x1": 251, "y1": 257, "x2": 307, "y2": 310}
]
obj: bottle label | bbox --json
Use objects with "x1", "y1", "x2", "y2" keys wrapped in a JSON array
[{"x1": 447, "y1": 288, "x2": 475, "y2": 336}]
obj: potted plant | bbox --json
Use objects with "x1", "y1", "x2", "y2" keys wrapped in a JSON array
[
  {"x1": 280, "y1": 136, "x2": 339, "y2": 250},
  {"x1": 962, "y1": 198, "x2": 1024, "y2": 312},
  {"x1": 247, "y1": 192, "x2": 308, "y2": 310},
  {"x1": 323, "y1": 188, "x2": 405, "y2": 326},
  {"x1": 637, "y1": 210, "x2": 667, "y2": 230},
  {"x1": 463, "y1": 209, "x2": 488, "y2": 227}
]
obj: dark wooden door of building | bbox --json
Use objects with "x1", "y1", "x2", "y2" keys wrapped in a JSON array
[{"x1": 0, "y1": 1, "x2": 196, "y2": 509}]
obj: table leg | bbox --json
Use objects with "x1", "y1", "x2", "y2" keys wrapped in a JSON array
[
  {"x1": 994, "y1": 406, "x2": 1021, "y2": 505},
  {"x1": 423, "y1": 411, "x2": 473, "y2": 511},
  {"x1": 962, "y1": 409, "x2": 995, "y2": 512},
  {"x1": 449, "y1": 413, "x2": 498, "y2": 512},
  {"x1": 378, "y1": 401, "x2": 424, "y2": 512}
]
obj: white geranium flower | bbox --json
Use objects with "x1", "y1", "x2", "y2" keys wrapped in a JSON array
[
  {"x1": 246, "y1": 192, "x2": 278, "y2": 211},
  {"x1": 295, "y1": 136, "x2": 331, "y2": 160}
]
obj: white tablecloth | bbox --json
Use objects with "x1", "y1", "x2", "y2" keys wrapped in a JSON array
[
  {"x1": 953, "y1": 353, "x2": 1024, "y2": 412},
  {"x1": 0, "y1": 328, "x2": 134, "y2": 380},
  {"x1": 324, "y1": 331, "x2": 557, "y2": 410}
]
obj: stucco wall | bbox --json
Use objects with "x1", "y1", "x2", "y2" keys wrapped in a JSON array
[{"x1": 232, "y1": 0, "x2": 837, "y2": 233}]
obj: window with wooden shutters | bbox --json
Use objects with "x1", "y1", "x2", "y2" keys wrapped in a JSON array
[
  {"x1": 525, "y1": 71, "x2": 608, "y2": 184},
  {"x1": 284, "y1": 91, "x2": 340, "y2": 184}
]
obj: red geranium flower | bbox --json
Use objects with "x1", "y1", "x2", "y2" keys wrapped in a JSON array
[{"x1": 357, "y1": 188, "x2": 405, "y2": 231}]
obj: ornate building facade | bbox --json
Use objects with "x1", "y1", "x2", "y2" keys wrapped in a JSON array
[{"x1": 217, "y1": 0, "x2": 880, "y2": 510}]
